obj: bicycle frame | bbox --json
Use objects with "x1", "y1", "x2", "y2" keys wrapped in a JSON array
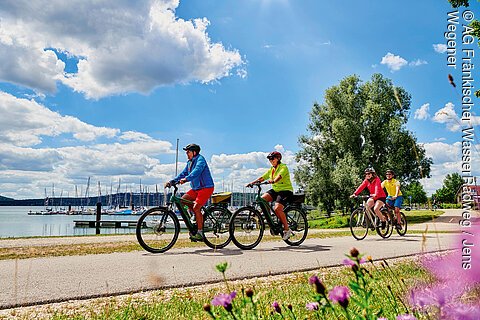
[
  {"x1": 249, "y1": 182, "x2": 289, "y2": 234},
  {"x1": 358, "y1": 196, "x2": 378, "y2": 228}
]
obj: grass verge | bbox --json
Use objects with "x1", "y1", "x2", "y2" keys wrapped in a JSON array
[{"x1": 0, "y1": 254, "x2": 436, "y2": 320}]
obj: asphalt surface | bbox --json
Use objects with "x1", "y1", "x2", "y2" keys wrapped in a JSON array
[{"x1": 0, "y1": 209, "x2": 475, "y2": 309}]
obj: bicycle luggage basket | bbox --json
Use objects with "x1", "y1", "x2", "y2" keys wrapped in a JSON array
[
  {"x1": 290, "y1": 193, "x2": 306, "y2": 204},
  {"x1": 211, "y1": 192, "x2": 232, "y2": 204}
]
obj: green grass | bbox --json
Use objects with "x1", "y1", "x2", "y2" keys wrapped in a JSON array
[
  {"x1": 41, "y1": 257, "x2": 434, "y2": 320},
  {"x1": 308, "y1": 210, "x2": 444, "y2": 229}
]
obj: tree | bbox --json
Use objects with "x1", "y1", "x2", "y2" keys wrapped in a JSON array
[
  {"x1": 433, "y1": 173, "x2": 464, "y2": 203},
  {"x1": 448, "y1": 0, "x2": 470, "y2": 7},
  {"x1": 403, "y1": 181, "x2": 427, "y2": 204},
  {"x1": 295, "y1": 74, "x2": 432, "y2": 211}
]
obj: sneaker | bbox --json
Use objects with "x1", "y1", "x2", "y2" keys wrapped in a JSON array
[
  {"x1": 395, "y1": 221, "x2": 402, "y2": 230},
  {"x1": 282, "y1": 229, "x2": 294, "y2": 241},
  {"x1": 189, "y1": 232, "x2": 204, "y2": 242},
  {"x1": 381, "y1": 221, "x2": 386, "y2": 230}
]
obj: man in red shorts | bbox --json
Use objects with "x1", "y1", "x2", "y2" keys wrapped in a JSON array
[{"x1": 166, "y1": 144, "x2": 214, "y2": 242}]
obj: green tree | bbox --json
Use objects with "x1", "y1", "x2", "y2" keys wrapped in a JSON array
[
  {"x1": 433, "y1": 173, "x2": 464, "y2": 203},
  {"x1": 403, "y1": 181, "x2": 427, "y2": 204},
  {"x1": 295, "y1": 74, "x2": 432, "y2": 211},
  {"x1": 448, "y1": 0, "x2": 470, "y2": 7}
]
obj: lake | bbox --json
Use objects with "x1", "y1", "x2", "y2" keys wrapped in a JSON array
[{"x1": 0, "y1": 206, "x2": 139, "y2": 238}]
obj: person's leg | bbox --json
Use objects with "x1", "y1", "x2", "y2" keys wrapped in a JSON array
[
  {"x1": 374, "y1": 200, "x2": 386, "y2": 221},
  {"x1": 193, "y1": 187, "x2": 215, "y2": 231},
  {"x1": 273, "y1": 202, "x2": 289, "y2": 231},
  {"x1": 394, "y1": 196, "x2": 403, "y2": 224},
  {"x1": 181, "y1": 191, "x2": 196, "y2": 212}
]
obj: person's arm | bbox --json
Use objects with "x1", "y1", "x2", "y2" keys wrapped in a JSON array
[
  {"x1": 352, "y1": 180, "x2": 367, "y2": 196},
  {"x1": 394, "y1": 180, "x2": 401, "y2": 198}
]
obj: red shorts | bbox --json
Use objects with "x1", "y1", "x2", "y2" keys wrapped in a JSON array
[{"x1": 186, "y1": 188, "x2": 214, "y2": 207}]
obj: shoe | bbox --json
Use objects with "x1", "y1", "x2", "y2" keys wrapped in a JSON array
[
  {"x1": 282, "y1": 229, "x2": 294, "y2": 241},
  {"x1": 189, "y1": 232, "x2": 204, "y2": 242},
  {"x1": 381, "y1": 221, "x2": 386, "y2": 230},
  {"x1": 395, "y1": 221, "x2": 402, "y2": 230}
]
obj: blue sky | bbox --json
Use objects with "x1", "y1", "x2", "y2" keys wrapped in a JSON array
[{"x1": 0, "y1": 0, "x2": 478, "y2": 199}]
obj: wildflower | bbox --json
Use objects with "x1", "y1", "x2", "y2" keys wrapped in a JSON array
[
  {"x1": 245, "y1": 288, "x2": 254, "y2": 298},
  {"x1": 308, "y1": 275, "x2": 326, "y2": 295},
  {"x1": 367, "y1": 255, "x2": 373, "y2": 262},
  {"x1": 343, "y1": 258, "x2": 356, "y2": 266},
  {"x1": 272, "y1": 301, "x2": 282, "y2": 314},
  {"x1": 350, "y1": 247, "x2": 359, "y2": 257},
  {"x1": 215, "y1": 262, "x2": 229, "y2": 273},
  {"x1": 211, "y1": 291, "x2": 237, "y2": 311},
  {"x1": 287, "y1": 304, "x2": 293, "y2": 311},
  {"x1": 328, "y1": 286, "x2": 350, "y2": 308},
  {"x1": 306, "y1": 302, "x2": 320, "y2": 311},
  {"x1": 396, "y1": 314, "x2": 417, "y2": 320},
  {"x1": 378, "y1": 318, "x2": 388, "y2": 320},
  {"x1": 203, "y1": 303, "x2": 211, "y2": 312}
]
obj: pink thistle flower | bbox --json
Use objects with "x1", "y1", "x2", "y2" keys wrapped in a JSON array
[
  {"x1": 328, "y1": 286, "x2": 350, "y2": 308},
  {"x1": 306, "y1": 302, "x2": 320, "y2": 311},
  {"x1": 343, "y1": 258, "x2": 356, "y2": 266},
  {"x1": 272, "y1": 301, "x2": 282, "y2": 314},
  {"x1": 396, "y1": 314, "x2": 417, "y2": 320},
  {"x1": 308, "y1": 275, "x2": 326, "y2": 295},
  {"x1": 211, "y1": 291, "x2": 237, "y2": 310}
]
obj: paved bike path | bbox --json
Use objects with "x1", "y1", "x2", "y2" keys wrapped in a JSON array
[{"x1": 0, "y1": 231, "x2": 457, "y2": 309}]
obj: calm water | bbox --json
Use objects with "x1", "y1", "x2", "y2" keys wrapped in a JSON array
[{"x1": 0, "y1": 206, "x2": 139, "y2": 238}]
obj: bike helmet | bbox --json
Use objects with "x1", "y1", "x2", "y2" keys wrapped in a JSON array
[
  {"x1": 183, "y1": 143, "x2": 201, "y2": 153},
  {"x1": 385, "y1": 169, "x2": 395, "y2": 177},
  {"x1": 364, "y1": 167, "x2": 376, "y2": 174},
  {"x1": 267, "y1": 151, "x2": 282, "y2": 160}
]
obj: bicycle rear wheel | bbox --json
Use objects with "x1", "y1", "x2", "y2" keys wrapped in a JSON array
[
  {"x1": 375, "y1": 218, "x2": 391, "y2": 238},
  {"x1": 203, "y1": 207, "x2": 232, "y2": 249},
  {"x1": 136, "y1": 207, "x2": 179, "y2": 253},
  {"x1": 229, "y1": 207, "x2": 264, "y2": 250},
  {"x1": 283, "y1": 206, "x2": 308, "y2": 246},
  {"x1": 395, "y1": 212, "x2": 408, "y2": 236},
  {"x1": 349, "y1": 208, "x2": 368, "y2": 240}
]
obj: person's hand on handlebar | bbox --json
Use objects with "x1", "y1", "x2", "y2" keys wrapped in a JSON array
[
  {"x1": 164, "y1": 181, "x2": 172, "y2": 188},
  {"x1": 350, "y1": 194, "x2": 357, "y2": 198},
  {"x1": 179, "y1": 178, "x2": 187, "y2": 185}
]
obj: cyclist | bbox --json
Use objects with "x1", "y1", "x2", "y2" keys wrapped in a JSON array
[
  {"x1": 350, "y1": 167, "x2": 387, "y2": 229},
  {"x1": 247, "y1": 151, "x2": 293, "y2": 240},
  {"x1": 165, "y1": 143, "x2": 214, "y2": 242},
  {"x1": 381, "y1": 169, "x2": 403, "y2": 229}
]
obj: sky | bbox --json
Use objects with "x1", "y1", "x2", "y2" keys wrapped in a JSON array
[{"x1": 0, "y1": 0, "x2": 479, "y2": 200}]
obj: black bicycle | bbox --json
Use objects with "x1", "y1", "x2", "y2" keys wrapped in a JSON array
[
  {"x1": 228, "y1": 181, "x2": 308, "y2": 250},
  {"x1": 136, "y1": 182, "x2": 233, "y2": 253},
  {"x1": 380, "y1": 200, "x2": 407, "y2": 238}
]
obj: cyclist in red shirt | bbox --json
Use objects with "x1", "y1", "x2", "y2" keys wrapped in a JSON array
[{"x1": 350, "y1": 167, "x2": 387, "y2": 229}]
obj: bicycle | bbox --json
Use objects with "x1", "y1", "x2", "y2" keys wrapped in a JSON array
[
  {"x1": 349, "y1": 195, "x2": 391, "y2": 240},
  {"x1": 380, "y1": 200, "x2": 407, "y2": 237},
  {"x1": 136, "y1": 181, "x2": 233, "y2": 253},
  {"x1": 228, "y1": 181, "x2": 308, "y2": 250}
]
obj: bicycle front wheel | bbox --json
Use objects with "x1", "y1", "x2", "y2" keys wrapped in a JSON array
[
  {"x1": 283, "y1": 206, "x2": 308, "y2": 246},
  {"x1": 395, "y1": 212, "x2": 408, "y2": 236},
  {"x1": 229, "y1": 207, "x2": 264, "y2": 250},
  {"x1": 349, "y1": 208, "x2": 368, "y2": 240},
  {"x1": 136, "y1": 207, "x2": 180, "y2": 253},
  {"x1": 203, "y1": 207, "x2": 232, "y2": 249}
]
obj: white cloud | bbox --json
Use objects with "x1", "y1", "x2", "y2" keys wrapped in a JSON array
[
  {"x1": 0, "y1": 0, "x2": 245, "y2": 99},
  {"x1": 433, "y1": 44, "x2": 448, "y2": 53},
  {"x1": 433, "y1": 102, "x2": 461, "y2": 132},
  {"x1": 414, "y1": 103, "x2": 430, "y2": 120},
  {"x1": 380, "y1": 53, "x2": 427, "y2": 71},
  {"x1": 409, "y1": 59, "x2": 428, "y2": 67},
  {"x1": 380, "y1": 52, "x2": 408, "y2": 71},
  {"x1": 0, "y1": 91, "x2": 119, "y2": 146}
]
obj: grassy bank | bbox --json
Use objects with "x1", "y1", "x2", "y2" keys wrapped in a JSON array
[
  {"x1": 1, "y1": 255, "x2": 435, "y2": 320},
  {"x1": 308, "y1": 210, "x2": 444, "y2": 229}
]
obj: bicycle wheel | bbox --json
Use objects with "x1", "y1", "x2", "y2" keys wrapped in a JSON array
[
  {"x1": 136, "y1": 207, "x2": 180, "y2": 253},
  {"x1": 349, "y1": 208, "x2": 368, "y2": 240},
  {"x1": 395, "y1": 212, "x2": 408, "y2": 236},
  {"x1": 203, "y1": 207, "x2": 232, "y2": 249},
  {"x1": 375, "y1": 217, "x2": 391, "y2": 239},
  {"x1": 283, "y1": 206, "x2": 308, "y2": 246},
  {"x1": 229, "y1": 207, "x2": 264, "y2": 250}
]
